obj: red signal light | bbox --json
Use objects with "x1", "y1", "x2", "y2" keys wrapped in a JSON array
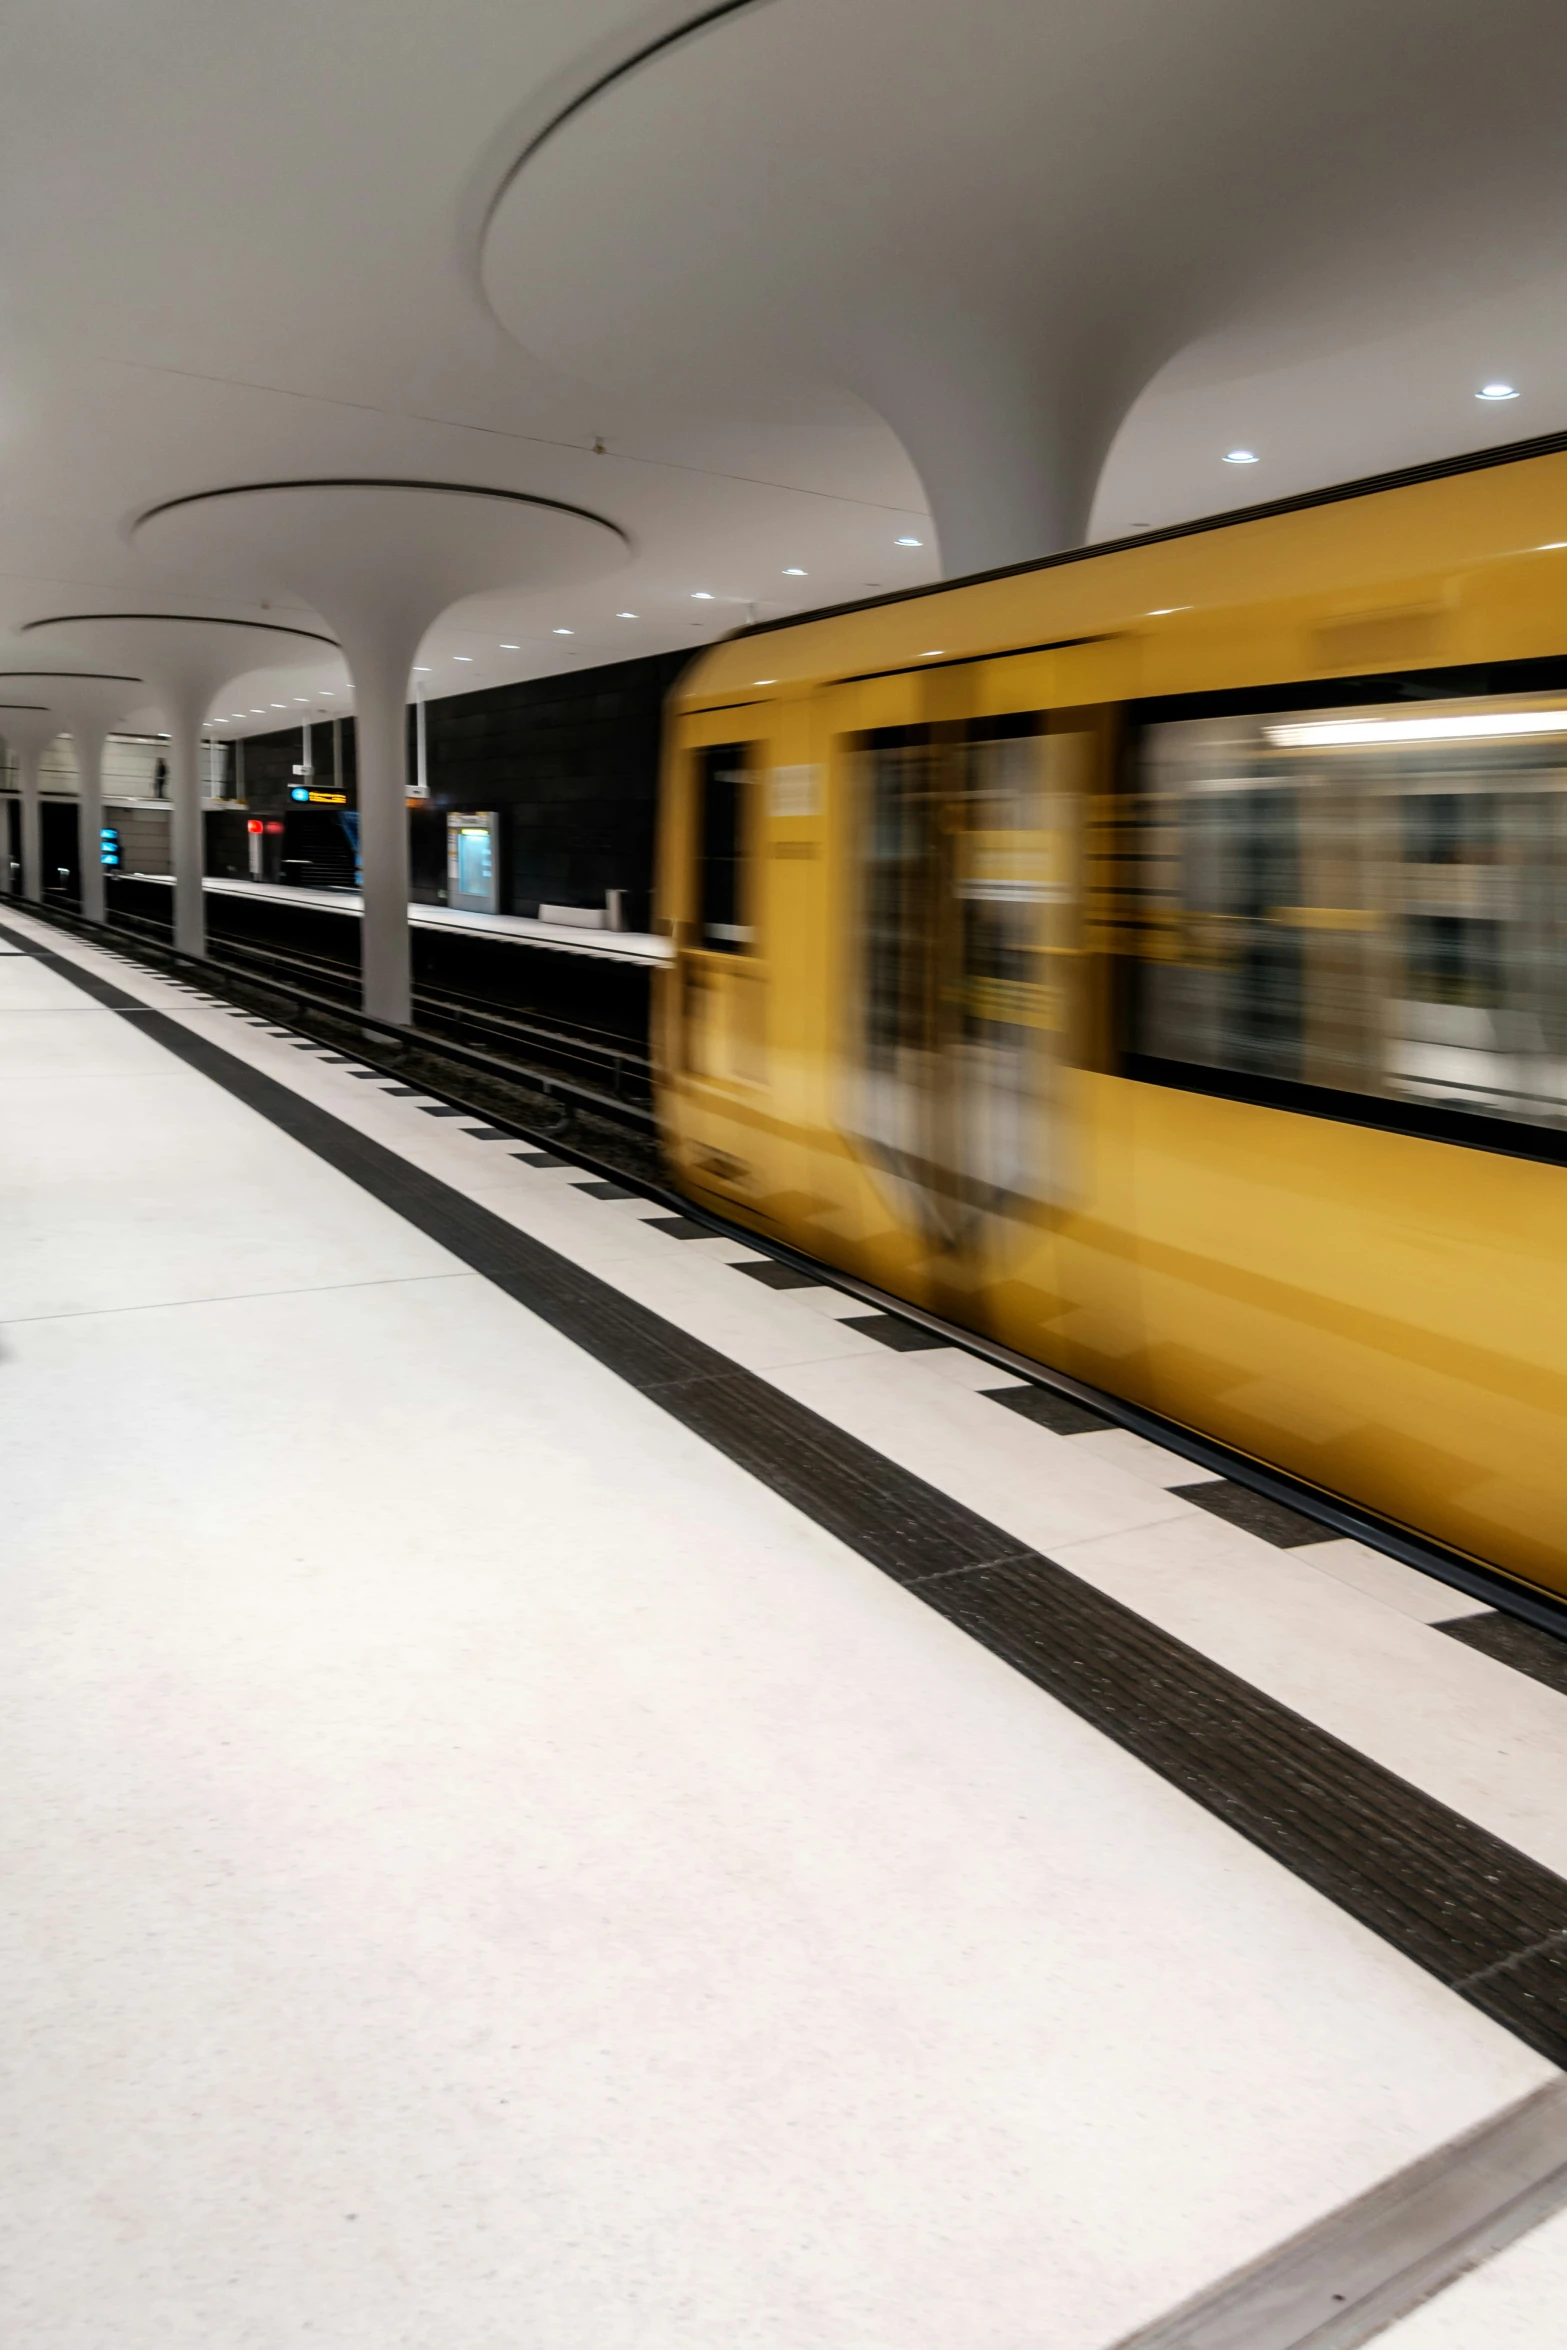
[{"x1": 247, "y1": 819, "x2": 263, "y2": 834}]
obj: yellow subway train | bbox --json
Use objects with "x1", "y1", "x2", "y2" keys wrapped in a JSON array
[{"x1": 654, "y1": 433, "x2": 1567, "y2": 1601}]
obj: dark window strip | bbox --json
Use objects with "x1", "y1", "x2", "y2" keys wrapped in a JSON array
[
  {"x1": 1131, "y1": 649, "x2": 1567, "y2": 728},
  {"x1": 1124, "y1": 1052, "x2": 1567, "y2": 1171}
]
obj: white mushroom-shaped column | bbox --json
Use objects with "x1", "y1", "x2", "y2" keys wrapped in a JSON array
[
  {"x1": 133, "y1": 483, "x2": 627, "y2": 1027},
  {"x1": 0, "y1": 671, "x2": 144, "y2": 922},
  {"x1": 0, "y1": 702, "x2": 63, "y2": 902},
  {"x1": 481, "y1": 0, "x2": 1567, "y2": 570},
  {"x1": 21, "y1": 615, "x2": 336, "y2": 959}
]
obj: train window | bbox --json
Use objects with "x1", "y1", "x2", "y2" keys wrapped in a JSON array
[
  {"x1": 863, "y1": 727, "x2": 939, "y2": 1073},
  {"x1": 697, "y1": 743, "x2": 754, "y2": 952},
  {"x1": 851, "y1": 717, "x2": 1074, "y2": 1240},
  {"x1": 1131, "y1": 691, "x2": 1567, "y2": 1127}
]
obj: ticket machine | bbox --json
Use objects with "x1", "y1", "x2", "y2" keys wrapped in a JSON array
[{"x1": 446, "y1": 811, "x2": 500, "y2": 914}]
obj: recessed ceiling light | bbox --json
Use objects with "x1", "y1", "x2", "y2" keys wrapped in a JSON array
[
  {"x1": 895, "y1": 535, "x2": 923, "y2": 547},
  {"x1": 1224, "y1": 448, "x2": 1259, "y2": 464},
  {"x1": 921, "y1": 649, "x2": 944, "y2": 658},
  {"x1": 1539, "y1": 542, "x2": 1567, "y2": 552},
  {"x1": 616, "y1": 611, "x2": 638, "y2": 619},
  {"x1": 293, "y1": 696, "x2": 309, "y2": 703},
  {"x1": 500, "y1": 643, "x2": 520, "y2": 650},
  {"x1": 1478, "y1": 382, "x2": 1519, "y2": 401},
  {"x1": 782, "y1": 566, "x2": 807, "y2": 576},
  {"x1": 754, "y1": 677, "x2": 776, "y2": 685},
  {"x1": 230, "y1": 712, "x2": 244, "y2": 720},
  {"x1": 412, "y1": 665, "x2": 431, "y2": 674},
  {"x1": 692, "y1": 591, "x2": 715, "y2": 600},
  {"x1": 320, "y1": 691, "x2": 335, "y2": 698},
  {"x1": 1146, "y1": 606, "x2": 1190, "y2": 616},
  {"x1": 453, "y1": 654, "x2": 473, "y2": 662},
  {"x1": 270, "y1": 702, "x2": 286, "y2": 709},
  {"x1": 553, "y1": 627, "x2": 574, "y2": 636},
  {"x1": 250, "y1": 707, "x2": 265, "y2": 714}
]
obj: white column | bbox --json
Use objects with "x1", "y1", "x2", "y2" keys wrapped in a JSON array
[
  {"x1": 79, "y1": 730, "x2": 109, "y2": 924},
  {"x1": 346, "y1": 637, "x2": 414, "y2": 1027},
  {"x1": 19, "y1": 748, "x2": 43, "y2": 902},
  {"x1": 166, "y1": 708, "x2": 205, "y2": 958}
]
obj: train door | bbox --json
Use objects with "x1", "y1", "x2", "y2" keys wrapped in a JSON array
[
  {"x1": 683, "y1": 741, "x2": 764, "y2": 1084},
  {"x1": 836, "y1": 658, "x2": 1095, "y2": 1323},
  {"x1": 660, "y1": 723, "x2": 775, "y2": 1206}
]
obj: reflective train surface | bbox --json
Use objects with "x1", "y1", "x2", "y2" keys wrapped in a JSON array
[{"x1": 653, "y1": 433, "x2": 1567, "y2": 1601}]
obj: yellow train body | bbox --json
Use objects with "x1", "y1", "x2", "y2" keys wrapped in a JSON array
[{"x1": 655, "y1": 442, "x2": 1567, "y2": 1598}]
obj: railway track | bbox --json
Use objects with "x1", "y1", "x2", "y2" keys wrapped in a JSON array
[{"x1": 34, "y1": 892, "x2": 665, "y2": 1186}]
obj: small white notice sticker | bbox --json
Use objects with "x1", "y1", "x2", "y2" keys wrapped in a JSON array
[{"x1": 771, "y1": 764, "x2": 821, "y2": 818}]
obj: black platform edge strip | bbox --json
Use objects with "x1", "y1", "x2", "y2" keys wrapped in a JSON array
[
  {"x1": 17, "y1": 893, "x2": 1566, "y2": 1644},
  {"x1": 11, "y1": 909, "x2": 1567, "y2": 2068}
]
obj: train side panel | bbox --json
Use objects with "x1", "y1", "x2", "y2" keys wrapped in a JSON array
[{"x1": 657, "y1": 445, "x2": 1567, "y2": 1597}]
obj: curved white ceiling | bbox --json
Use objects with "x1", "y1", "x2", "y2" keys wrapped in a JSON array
[
  {"x1": 0, "y1": 1, "x2": 1561, "y2": 738},
  {"x1": 484, "y1": 0, "x2": 1567, "y2": 568},
  {"x1": 0, "y1": 0, "x2": 930, "y2": 733}
]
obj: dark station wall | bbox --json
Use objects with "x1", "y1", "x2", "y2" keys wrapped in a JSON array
[
  {"x1": 236, "y1": 648, "x2": 689, "y2": 924},
  {"x1": 427, "y1": 649, "x2": 688, "y2": 926},
  {"x1": 241, "y1": 718, "x2": 356, "y2": 813}
]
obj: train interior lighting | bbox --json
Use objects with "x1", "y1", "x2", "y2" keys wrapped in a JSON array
[{"x1": 1268, "y1": 707, "x2": 1567, "y2": 747}]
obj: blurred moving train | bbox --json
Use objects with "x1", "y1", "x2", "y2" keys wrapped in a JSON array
[{"x1": 655, "y1": 432, "x2": 1567, "y2": 1599}]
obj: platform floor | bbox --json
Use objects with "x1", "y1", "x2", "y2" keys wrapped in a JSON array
[{"x1": 4, "y1": 903, "x2": 1567, "y2": 2349}]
